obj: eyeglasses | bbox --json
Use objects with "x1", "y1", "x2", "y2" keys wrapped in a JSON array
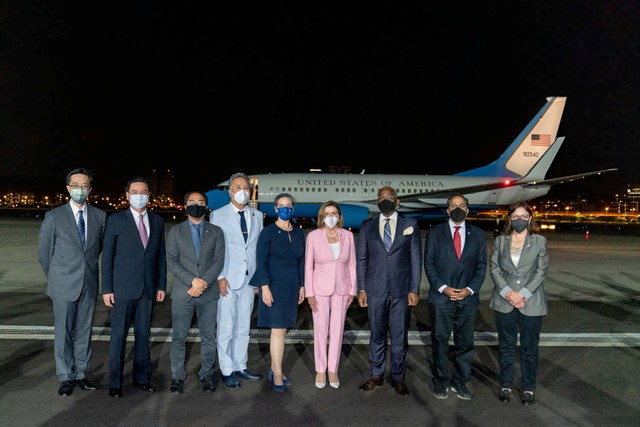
[
  {"x1": 510, "y1": 214, "x2": 530, "y2": 221},
  {"x1": 449, "y1": 204, "x2": 467, "y2": 209},
  {"x1": 186, "y1": 201, "x2": 206, "y2": 206},
  {"x1": 68, "y1": 184, "x2": 90, "y2": 190},
  {"x1": 378, "y1": 195, "x2": 397, "y2": 201}
]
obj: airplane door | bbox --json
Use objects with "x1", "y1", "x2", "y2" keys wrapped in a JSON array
[
  {"x1": 249, "y1": 178, "x2": 259, "y2": 209},
  {"x1": 363, "y1": 187, "x2": 373, "y2": 199},
  {"x1": 489, "y1": 190, "x2": 498, "y2": 204}
]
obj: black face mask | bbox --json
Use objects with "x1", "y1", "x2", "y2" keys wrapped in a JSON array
[
  {"x1": 378, "y1": 199, "x2": 396, "y2": 215},
  {"x1": 449, "y1": 207, "x2": 467, "y2": 223},
  {"x1": 511, "y1": 219, "x2": 529, "y2": 233},
  {"x1": 186, "y1": 204, "x2": 208, "y2": 219}
]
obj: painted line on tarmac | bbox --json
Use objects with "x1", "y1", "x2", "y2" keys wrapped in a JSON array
[{"x1": 1, "y1": 325, "x2": 639, "y2": 347}]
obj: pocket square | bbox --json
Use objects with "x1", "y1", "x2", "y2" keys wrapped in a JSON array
[{"x1": 403, "y1": 226, "x2": 414, "y2": 235}]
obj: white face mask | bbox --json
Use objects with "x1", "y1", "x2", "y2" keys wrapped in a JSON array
[
  {"x1": 233, "y1": 189, "x2": 249, "y2": 205},
  {"x1": 324, "y1": 216, "x2": 339, "y2": 229},
  {"x1": 129, "y1": 194, "x2": 149, "y2": 209}
]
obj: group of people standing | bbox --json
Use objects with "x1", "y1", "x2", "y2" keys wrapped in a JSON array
[{"x1": 38, "y1": 168, "x2": 549, "y2": 405}]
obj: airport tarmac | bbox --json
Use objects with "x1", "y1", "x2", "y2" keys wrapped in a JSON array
[{"x1": 0, "y1": 217, "x2": 639, "y2": 426}]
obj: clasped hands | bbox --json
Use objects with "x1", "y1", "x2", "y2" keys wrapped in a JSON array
[
  {"x1": 505, "y1": 290, "x2": 526, "y2": 308},
  {"x1": 188, "y1": 277, "x2": 208, "y2": 297},
  {"x1": 443, "y1": 286, "x2": 470, "y2": 301}
]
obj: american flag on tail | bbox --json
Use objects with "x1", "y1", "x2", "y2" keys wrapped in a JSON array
[{"x1": 531, "y1": 134, "x2": 551, "y2": 146}]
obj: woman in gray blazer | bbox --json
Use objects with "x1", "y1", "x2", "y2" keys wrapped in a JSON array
[{"x1": 489, "y1": 201, "x2": 549, "y2": 406}]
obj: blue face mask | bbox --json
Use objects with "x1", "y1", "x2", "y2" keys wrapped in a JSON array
[
  {"x1": 130, "y1": 194, "x2": 149, "y2": 209},
  {"x1": 70, "y1": 188, "x2": 89, "y2": 204},
  {"x1": 276, "y1": 206, "x2": 293, "y2": 221}
]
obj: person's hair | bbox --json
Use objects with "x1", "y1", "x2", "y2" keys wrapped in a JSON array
[
  {"x1": 316, "y1": 200, "x2": 343, "y2": 229},
  {"x1": 183, "y1": 191, "x2": 208, "y2": 205},
  {"x1": 66, "y1": 168, "x2": 94, "y2": 185},
  {"x1": 228, "y1": 172, "x2": 251, "y2": 188},
  {"x1": 503, "y1": 201, "x2": 541, "y2": 234},
  {"x1": 273, "y1": 192, "x2": 294, "y2": 206},
  {"x1": 447, "y1": 194, "x2": 469, "y2": 208},
  {"x1": 125, "y1": 176, "x2": 150, "y2": 193},
  {"x1": 377, "y1": 185, "x2": 397, "y2": 198}
]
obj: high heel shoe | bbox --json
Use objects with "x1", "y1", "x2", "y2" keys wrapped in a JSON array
[
  {"x1": 328, "y1": 372, "x2": 340, "y2": 389},
  {"x1": 315, "y1": 373, "x2": 326, "y2": 389},
  {"x1": 273, "y1": 382, "x2": 287, "y2": 393},
  {"x1": 268, "y1": 368, "x2": 292, "y2": 386}
]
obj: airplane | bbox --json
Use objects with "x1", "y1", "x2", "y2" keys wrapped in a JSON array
[{"x1": 205, "y1": 96, "x2": 618, "y2": 229}]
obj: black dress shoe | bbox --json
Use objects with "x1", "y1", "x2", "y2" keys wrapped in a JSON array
[
  {"x1": 359, "y1": 376, "x2": 383, "y2": 391},
  {"x1": 75, "y1": 378, "x2": 98, "y2": 390},
  {"x1": 221, "y1": 374, "x2": 240, "y2": 389},
  {"x1": 133, "y1": 382, "x2": 156, "y2": 392},
  {"x1": 58, "y1": 381, "x2": 74, "y2": 396},
  {"x1": 499, "y1": 388, "x2": 512, "y2": 403},
  {"x1": 391, "y1": 381, "x2": 410, "y2": 396},
  {"x1": 201, "y1": 375, "x2": 216, "y2": 392},
  {"x1": 109, "y1": 387, "x2": 123, "y2": 398},
  {"x1": 234, "y1": 369, "x2": 263, "y2": 380},
  {"x1": 170, "y1": 378, "x2": 184, "y2": 394},
  {"x1": 522, "y1": 391, "x2": 535, "y2": 405}
]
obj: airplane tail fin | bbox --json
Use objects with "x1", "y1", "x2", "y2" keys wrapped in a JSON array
[{"x1": 456, "y1": 96, "x2": 567, "y2": 179}]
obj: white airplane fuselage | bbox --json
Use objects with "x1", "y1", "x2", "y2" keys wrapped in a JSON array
[{"x1": 205, "y1": 96, "x2": 616, "y2": 229}]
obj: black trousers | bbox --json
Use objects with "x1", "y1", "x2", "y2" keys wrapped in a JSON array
[{"x1": 429, "y1": 301, "x2": 478, "y2": 387}]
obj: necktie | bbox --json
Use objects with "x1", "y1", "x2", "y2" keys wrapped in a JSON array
[
  {"x1": 239, "y1": 210, "x2": 248, "y2": 242},
  {"x1": 191, "y1": 223, "x2": 202, "y2": 260},
  {"x1": 77, "y1": 210, "x2": 85, "y2": 249},
  {"x1": 383, "y1": 218, "x2": 392, "y2": 251},
  {"x1": 453, "y1": 225, "x2": 462, "y2": 259},
  {"x1": 138, "y1": 214, "x2": 148, "y2": 249}
]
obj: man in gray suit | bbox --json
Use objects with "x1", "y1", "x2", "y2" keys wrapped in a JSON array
[
  {"x1": 357, "y1": 186, "x2": 422, "y2": 396},
  {"x1": 210, "y1": 172, "x2": 264, "y2": 388},
  {"x1": 38, "y1": 167, "x2": 106, "y2": 396},
  {"x1": 167, "y1": 191, "x2": 225, "y2": 394}
]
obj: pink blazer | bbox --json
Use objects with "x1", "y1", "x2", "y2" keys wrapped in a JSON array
[{"x1": 304, "y1": 228, "x2": 357, "y2": 297}]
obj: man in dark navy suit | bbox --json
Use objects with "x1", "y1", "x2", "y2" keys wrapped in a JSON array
[
  {"x1": 357, "y1": 186, "x2": 422, "y2": 396},
  {"x1": 425, "y1": 194, "x2": 487, "y2": 401},
  {"x1": 101, "y1": 176, "x2": 167, "y2": 398}
]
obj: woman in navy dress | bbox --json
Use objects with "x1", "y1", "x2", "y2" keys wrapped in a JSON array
[{"x1": 249, "y1": 193, "x2": 305, "y2": 392}]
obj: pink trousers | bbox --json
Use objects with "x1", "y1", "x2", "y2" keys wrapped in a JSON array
[{"x1": 312, "y1": 294, "x2": 350, "y2": 373}]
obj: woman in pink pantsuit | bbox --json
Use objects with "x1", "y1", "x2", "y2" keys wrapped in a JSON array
[{"x1": 304, "y1": 201, "x2": 357, "y2": 389}]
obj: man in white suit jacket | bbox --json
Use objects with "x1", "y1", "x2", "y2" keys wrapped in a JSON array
[{"x1": 210, "y1": 173, "x2": 264, "y2": 388}]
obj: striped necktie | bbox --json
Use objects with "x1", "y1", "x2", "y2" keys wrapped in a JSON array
[
  {"x1": 78, "y1": 210, "x2": 85, "y2": 249},
  {"x1": 384, "y1": 218, "x2": 392, "y2": 251}
]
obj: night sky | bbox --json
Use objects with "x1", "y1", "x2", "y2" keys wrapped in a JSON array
[{"x1": 1, "y1": 1, "x2": 639, "y2": 199}]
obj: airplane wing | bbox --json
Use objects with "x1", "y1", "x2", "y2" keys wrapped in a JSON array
[
  {"x1": 518, "y1": 168, "x2": 619, "y2": 188},
  {"x1": 392, "y1": 168, "x2": 618, "y2": 206}
]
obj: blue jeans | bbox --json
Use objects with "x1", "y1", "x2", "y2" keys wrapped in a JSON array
[{"x1": 495, "y1": 309, "x2": 543, "y2": 391}]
